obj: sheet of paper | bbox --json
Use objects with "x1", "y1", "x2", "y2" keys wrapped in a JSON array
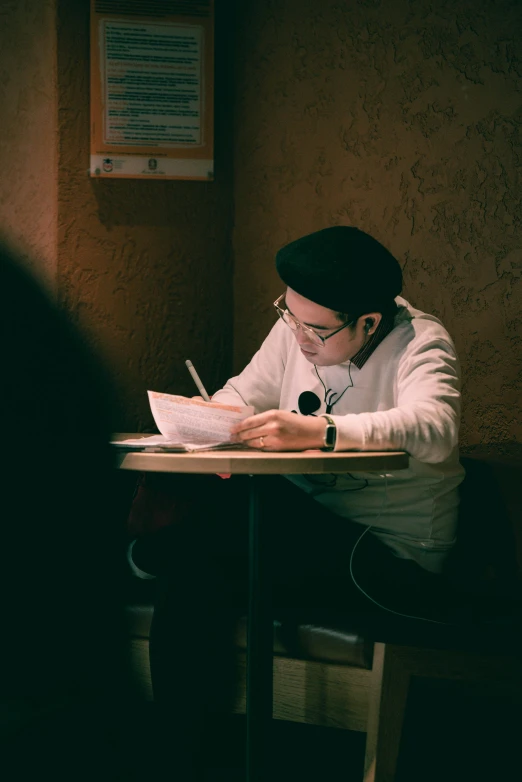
[
  {"x1": 110, "y1": 435, "x2": 251, "y2": 452},
  {"x1": 110, "y1": 434, "x2": 185, "y2": 450},
  {"x1": 148, "y1": 391, "x2": 254, "y2": 447}
]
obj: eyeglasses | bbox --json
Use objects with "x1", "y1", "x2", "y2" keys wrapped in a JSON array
[{"x1": 273, "y1": 293, "x2": 356, "y2": 348}]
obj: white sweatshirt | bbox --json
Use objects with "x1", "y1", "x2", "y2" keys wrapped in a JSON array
[{"x1": 212, "y1": 297, "x2": 465, "y2": 573}]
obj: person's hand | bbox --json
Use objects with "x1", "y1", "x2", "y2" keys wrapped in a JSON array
[{"x1": 231, "y1": 410, "x2": 327, "y2": 451}]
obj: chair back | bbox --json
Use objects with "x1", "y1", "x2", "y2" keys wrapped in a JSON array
[{"x1": 446, "y1": 451, "x2": 522, "y2": 598}]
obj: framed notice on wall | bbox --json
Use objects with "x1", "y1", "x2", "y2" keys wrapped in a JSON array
[{"x1": 90, "y1": 0, "x2": 214, "y2": 180}]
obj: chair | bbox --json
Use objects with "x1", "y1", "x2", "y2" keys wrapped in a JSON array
[{"x1": 125, "y1": 450, "x2": 522, "y2": 781}]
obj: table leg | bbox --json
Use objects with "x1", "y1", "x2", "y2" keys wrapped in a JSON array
[{"x1": 246, "y1": 475, "x2": 273, "y2": 781}]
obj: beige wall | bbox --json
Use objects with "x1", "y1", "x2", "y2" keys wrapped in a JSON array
[
  {"x1": 232, "y1": 0, "x2": 522, "y2": 448},
  {"x1": 55, "y1": 1, "x2": 235, "y2": 430},
  {"x1": 0, "y1": 0, "x2": 57, "y2": 287},
  {"x1": 2, "y1": 0, "x2": 521, "y2": 445}
]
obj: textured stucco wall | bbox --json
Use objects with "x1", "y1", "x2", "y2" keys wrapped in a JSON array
[
  {"x1": 0, "y1": 0, "x2": 57, "y2": 286},
  {"x1": 232, "y1": 0, "x2": 522, "y2": 447},
  {"x1": 56, "y1": 1, "x2": 235, "y2": 430}
]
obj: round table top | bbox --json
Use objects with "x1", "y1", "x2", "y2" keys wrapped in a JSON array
[{"x1": 113, "y1": 435, "x2": 409, "y2": 475}]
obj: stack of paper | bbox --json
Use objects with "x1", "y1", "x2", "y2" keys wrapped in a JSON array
[{"x1": 111, "y1": 391, "x2": 254, "y2": 452}]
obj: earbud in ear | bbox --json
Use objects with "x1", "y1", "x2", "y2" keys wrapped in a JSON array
[{"x1": 364, "y1": 319, "x2": 374, "y2": 334}]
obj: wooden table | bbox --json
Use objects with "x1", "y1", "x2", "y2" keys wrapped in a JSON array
[{"x1": 114, "y1": 438, "x2": 409, "y2": 781}]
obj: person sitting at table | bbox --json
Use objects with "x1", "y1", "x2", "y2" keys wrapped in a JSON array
[{"x1": 134, "y1": 225, "x2": 465, "y2": 780}]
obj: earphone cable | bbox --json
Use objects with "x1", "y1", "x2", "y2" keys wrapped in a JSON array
[
  {"x1": 314, "y1": 362, "x2": 354, "y2": 414},
  {"x1": 349, "y1": 475, "x2": 458, "y2": 626}
]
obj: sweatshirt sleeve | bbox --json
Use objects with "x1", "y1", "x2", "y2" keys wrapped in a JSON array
[
  {"x1": 211, "y1": 321, "x2": 288, "y2": 412},
  {"x1": 332, "y1": 337, "x2": 461, "y2": 463}
]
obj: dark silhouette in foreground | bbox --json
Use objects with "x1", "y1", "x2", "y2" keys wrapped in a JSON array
[{"x1": 0, "y1": 241, "x2": 134, "y2": 780}]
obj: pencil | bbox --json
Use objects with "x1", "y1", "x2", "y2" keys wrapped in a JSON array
[{"x1": 185, "y1": 359, "x2": 211, "y2": 402}]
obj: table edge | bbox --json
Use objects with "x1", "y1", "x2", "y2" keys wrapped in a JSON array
[{"x1": 113, "y1": 449, "x2": 409, "y2": 474}]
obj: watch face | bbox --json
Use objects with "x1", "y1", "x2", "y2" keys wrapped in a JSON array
[{"x1": 325, "y1": 424, "x2": 336, "y2": 448}]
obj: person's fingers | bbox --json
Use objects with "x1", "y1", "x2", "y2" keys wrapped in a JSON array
[
  {"x1": 246, "y1": 431, "x2": 271, "y2": 449},
  {"x1": 236, "y1": 425, "x2": 264, "y2": 442},
  {"x1": 232, "y1": 411, "x2": 272, "y2": 434}
]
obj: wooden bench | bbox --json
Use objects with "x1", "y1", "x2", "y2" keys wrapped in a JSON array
[{"x1": 125, "y1": 449, "x2": 522, "y2": 781}]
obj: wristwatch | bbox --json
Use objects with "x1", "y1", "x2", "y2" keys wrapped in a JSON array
[{"x1": 321, "y1": 414, "x2": 337, "y2": 451}]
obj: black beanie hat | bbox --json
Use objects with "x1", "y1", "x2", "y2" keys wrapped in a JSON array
[{"x1": 275, "y1": 226, "x2": 402, "y2": 314}]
